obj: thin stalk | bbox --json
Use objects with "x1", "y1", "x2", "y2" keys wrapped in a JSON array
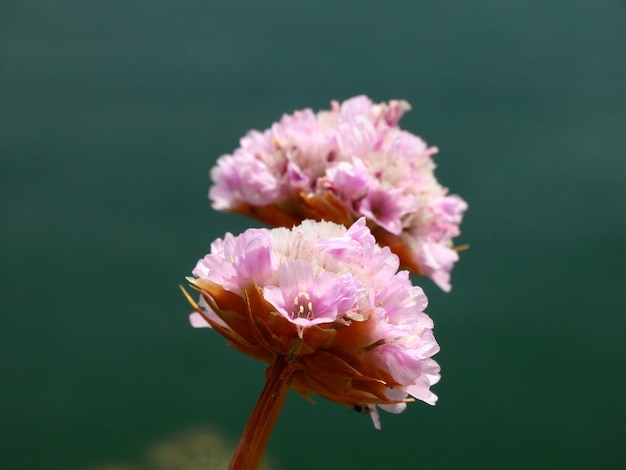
[{"x1": 228, "y1": 356, "x2": 291, "y2": 470}]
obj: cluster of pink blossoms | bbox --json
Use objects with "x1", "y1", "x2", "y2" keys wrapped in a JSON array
[
  {"x1": 187, "y1": 219, "x2": 440, "y2": 429},
  {"x1": 209, "y1": 95, "x2": 467, "y2": 291}
]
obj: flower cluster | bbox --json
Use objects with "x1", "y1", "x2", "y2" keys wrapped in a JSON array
[
  {"x1": 185, "y1": 219, "x2": 440, "y2": 429},
  {"x1": 209, "y1": 95, "x2": 467, "y2": 291}
]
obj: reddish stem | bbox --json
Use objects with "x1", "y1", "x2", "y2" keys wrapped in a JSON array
[{"x1": 228, "y1": 356, "x2": 292, "y2": 470}]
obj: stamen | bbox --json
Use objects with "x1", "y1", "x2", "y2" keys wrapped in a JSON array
[{"x1": 292, "y1": 291, "x2": 314, "y2": 320}]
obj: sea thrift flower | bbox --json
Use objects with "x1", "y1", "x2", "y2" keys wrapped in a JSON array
[
  {"x1": 208, "y1": 95, "x2": 467, "y2": 291},
  {"x1": 183, "y1": 218, "x2": 440, "y2": 431}
]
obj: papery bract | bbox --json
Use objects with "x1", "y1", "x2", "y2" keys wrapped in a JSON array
[
  {"x1": 184, "y1": 218, "x2": 440, "y2": 429},
  {"x1": 208, "y1": 95, "x2": 467, "y2": 291}
]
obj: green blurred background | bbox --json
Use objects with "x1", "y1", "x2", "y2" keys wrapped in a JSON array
[{"x1": 2, "y1": 1, "x2": 625, "y2": 468}]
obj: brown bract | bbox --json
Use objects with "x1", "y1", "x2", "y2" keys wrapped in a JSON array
[{"x1": 182, "y1": 277, "x2": 411, "y2": 409}]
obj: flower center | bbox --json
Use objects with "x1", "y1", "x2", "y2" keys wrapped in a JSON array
[{"x1": 292, "y1": 291, "x2": 314, "y2": 320}]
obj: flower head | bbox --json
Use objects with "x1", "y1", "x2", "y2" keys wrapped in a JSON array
[
  {"x1": 208, "y1": 95, "x2": 467, "y2": 291},
  {"x1": 183, "y1": 218, "x2": 440, "y2": 429}
]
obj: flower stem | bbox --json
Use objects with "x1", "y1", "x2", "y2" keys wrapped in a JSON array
[{"x1": 228, "y1": 356, "x2": 292, "y2": 470}]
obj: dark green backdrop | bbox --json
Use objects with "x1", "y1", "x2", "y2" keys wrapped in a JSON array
[{"x1": 2, "y1": 1, "x2": 625, "y2": 469}]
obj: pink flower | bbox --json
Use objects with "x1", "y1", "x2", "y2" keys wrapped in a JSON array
[
  {"x1": 184, "y1": 218, "x2": 440, "y2": 429},
  {"x1": 262, "y1": 260, "x2": 363, "y2": 330},
  {"x1": 208, "y1": 95, "x2": 467, "y2": 291}
]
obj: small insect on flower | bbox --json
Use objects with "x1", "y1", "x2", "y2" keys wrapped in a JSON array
[{"x1": 353, "y1": 404, "x2": 372, "y2": 414}]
